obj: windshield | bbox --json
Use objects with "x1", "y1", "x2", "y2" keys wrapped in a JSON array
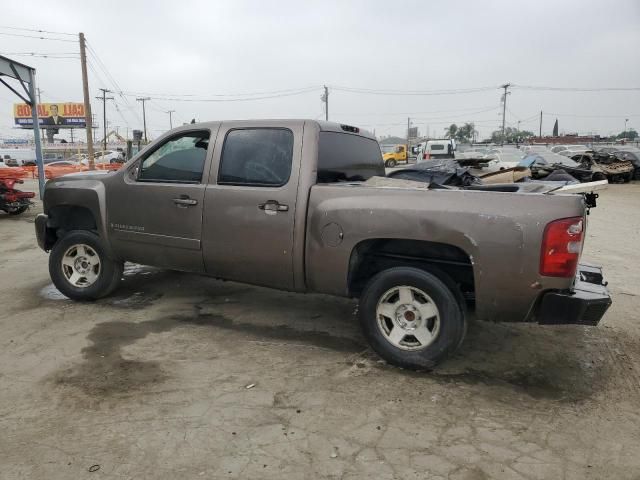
[{"x1": 520, "y1": 152, "x2": 579, "y2": 168}]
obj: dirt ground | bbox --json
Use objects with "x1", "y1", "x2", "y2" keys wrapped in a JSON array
[{"x1": 1, "y1": 179, "x2": 639, "y2": 480}]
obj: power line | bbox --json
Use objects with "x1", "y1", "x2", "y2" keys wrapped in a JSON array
[
  {"x1": 330, "y1": 85, "x2": 499, "y2": 96},
  {"x1": 513, "y1": 84, "x2": 640, "y2": 92},
  {"x1": 120, "y1": 87, "x2": 319, "y2": 102},
  {"x1": 0, "y1": 51, "x2": 78, "y2": 55},
  {"x1": 85, "y1": 41, "x2": 142, "y2": 124},
  {"x1": 0, "y1": 53, "x2": 79, "y2": 59},
  {"x1": 411, "y1": 106, "x2": 500, "y2": 122},
  {"x1": 0, "y1": 25, "x2": 75, "y2": 36},
  {"x1": 333, "y1": 104, "x2": 500, "y2": 118},
  {"x1": 0, "y1": 31, "x2": 76, "y2": 42},
  {"x1": 543, "y1": 111, "x2": 640, "y2": 118},
  {"x1": 120, "y1": 85, "x2": 322, "y2": 98}
]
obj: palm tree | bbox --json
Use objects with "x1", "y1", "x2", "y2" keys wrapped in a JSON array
[
  {"x1": 462, "y1": 122, "x2": 478, "y2": 143},
  {"x1": 444, "y1": 124, "x2": 458, "y2": 139}
]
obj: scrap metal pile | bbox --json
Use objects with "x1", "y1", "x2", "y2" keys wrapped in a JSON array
[{"x1": 389, "y1": 146, "x2": 638, "y2": 189}]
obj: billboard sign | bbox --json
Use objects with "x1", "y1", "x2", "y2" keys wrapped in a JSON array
[{"x1": 14, "y1": 103, "x2": 86, "y2": 129}]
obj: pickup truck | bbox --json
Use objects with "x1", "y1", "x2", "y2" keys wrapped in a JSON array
[{"x1": 35, "y1": 120, "x2": 612, "y2": 369}]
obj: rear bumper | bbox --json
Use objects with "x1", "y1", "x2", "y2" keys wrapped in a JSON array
[{"x1": 535, "y1": 264, "x2": 612, "y2": 326}]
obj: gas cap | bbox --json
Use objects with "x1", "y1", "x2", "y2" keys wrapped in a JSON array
[{"x1": 321, "y1": 223, "x2": 344, "y2": 247}]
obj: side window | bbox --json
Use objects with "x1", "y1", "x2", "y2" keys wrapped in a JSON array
[
  {"x1": 218, "y1": 128, "x2": 293, "y2": 187},
  {"x1": 138, "y1": 131, "x2": 209, "y2": 183}
]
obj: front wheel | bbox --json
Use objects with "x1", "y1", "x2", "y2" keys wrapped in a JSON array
[
  {"x1": 358, "y1": 267, "x2": 466, "y2": 370},
  {"x1": 49, "y1": 230, "x2": 123, "y2": 300},
  {"x1": 8, "y1": 206, "x2": 29, "y2": 215},
  {"x1": 385, "y1": 159, "x2": 397, "y2": 168}
]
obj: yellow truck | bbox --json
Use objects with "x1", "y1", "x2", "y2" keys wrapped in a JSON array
[{"x1": 381, "y1": 144, "x2": 408, "y2": 167}]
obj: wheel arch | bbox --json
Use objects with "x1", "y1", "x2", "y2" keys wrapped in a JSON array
[
  {"x1": 42, "y1": 205, "x2": 99, "y2": 251},
  {"x1": 347, "y1": 238, "x2": 475, "y2": 306}
]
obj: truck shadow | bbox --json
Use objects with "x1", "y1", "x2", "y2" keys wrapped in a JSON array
[{"x1": 53, "y1": 265, "x2": 611, "y2": 403}]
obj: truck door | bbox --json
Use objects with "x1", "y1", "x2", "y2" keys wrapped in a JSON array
[
  {"x1": 107, "y1": 127, "x2": 217, "y2": 272},
  {"x1": 202, "y1": 122, "x2": 302, "y2": 290}
]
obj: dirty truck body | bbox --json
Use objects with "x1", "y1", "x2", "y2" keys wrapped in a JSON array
[{"x1": 35, "y1": 120, "x2": 611, "y2": 369}]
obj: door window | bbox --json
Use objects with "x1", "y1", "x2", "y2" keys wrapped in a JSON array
[
  {"x1": 138, "y1": 131, "x2": 210, "y2": 183},
  {"x1": 218, "y1": 128, "x2": 293, "y2": 186}
]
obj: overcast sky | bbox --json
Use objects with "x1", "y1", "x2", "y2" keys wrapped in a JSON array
[{"x1": 1, "y1": 0, "x2": 639, "y2": 142}]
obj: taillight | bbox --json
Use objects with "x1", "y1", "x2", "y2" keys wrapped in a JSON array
[
  {"x1": 540, "y1": 216, "x2": 584, "y2": 277},
  {"x1": 423, "y1": 152, "x2": 430, "y2": 160}
]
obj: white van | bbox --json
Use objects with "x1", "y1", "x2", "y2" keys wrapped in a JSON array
[{"x1": 416, "y1": 139, "x2": 456, "y2": 162}]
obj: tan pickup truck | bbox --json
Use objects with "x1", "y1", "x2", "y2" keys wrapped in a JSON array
[{"x1": 35, "y1": 120, "x2": 611, "y2": 369}]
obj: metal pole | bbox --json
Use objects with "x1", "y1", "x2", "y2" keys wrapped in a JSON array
[
  {"x1": 36, "y1": 87, "x2": 45, "y2": 144},
  {"x1": 539, "y1": 111, "x2": 542, "y2": 138},
  {"x1": 500, "y1": 83, "x2": 510, "y2": 145},
  {"x1": 625, "y1": 118, "x2": 628, "y2": 140},
  {"x1": 323, "y1": 85, "x2": 329, "y2": 121},
  {"x1": 167, "y1": 110, "x2": 175, "y2": 129},
  {"x1": 79, "y1": 32, "x2": 95, "y2": 170},
  {"x1": 28, "y1": 70, "x2": 45, "y2": 197}
]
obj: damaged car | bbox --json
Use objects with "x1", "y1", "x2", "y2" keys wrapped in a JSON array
[{"x1": 570, "y1": 150, "x2": 634, "y2": 183}]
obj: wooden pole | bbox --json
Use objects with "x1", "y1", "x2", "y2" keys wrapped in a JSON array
[{"x1": 79, "y1": 32, "x2": 95, "y2": 170}]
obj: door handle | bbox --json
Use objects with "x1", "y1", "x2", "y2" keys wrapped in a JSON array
[
  {"x1": 258, "y1": 200, "x2": 288, "y2": 215},
  {"x1": 173, "y1": 196, "x2": 198, "y2": 207}
]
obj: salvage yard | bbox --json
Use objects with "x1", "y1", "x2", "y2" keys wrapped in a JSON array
[{"x1": 1, "y1": 179, "x2": 639, "y2": 479}]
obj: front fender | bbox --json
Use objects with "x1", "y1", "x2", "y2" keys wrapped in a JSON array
[{"x1": 42, "y1": 176, "x2": 113, "y2": 254}]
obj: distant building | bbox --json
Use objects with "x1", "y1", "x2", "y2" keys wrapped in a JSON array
[{"x1": 379, "y1": 136, "x2": 407, "y2": 145}]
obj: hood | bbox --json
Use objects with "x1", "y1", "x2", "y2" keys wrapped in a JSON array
[{"x1": 54, "y1": 170, "x2": 113, "y2": 180}]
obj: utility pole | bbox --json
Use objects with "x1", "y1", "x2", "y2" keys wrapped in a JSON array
[
  {"x1": 167, "y1": 110, "x2": 175, "y2": 129},
  {"x1": 136, "y1": 97, "x2": 150, "y2": 142},
  {"x1": 79, "y1": 32, "x2": 95, "y2": 170},
  {"x1": 500, "y1": 83, "x2": 511, "y2": 144},
  {"x1": 407, "y1": 117, "x2": 411, "y2": 147},
  {"x1": 539, "y1": 111, "x2": 542, "y2": 138},
  {"x1": 36, "y1": 88, "x2": 45, "y2": 143},
  {"x1": 96, "y1": 88, "x2": 114, "y2": 151},
  {"x1": 322, "y1": 85, "x2": 329, "y2": 121}
]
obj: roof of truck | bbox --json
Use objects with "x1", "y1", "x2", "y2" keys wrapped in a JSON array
[{"x1": 182, "y1": 119, "x2": 376, "y2": 141}]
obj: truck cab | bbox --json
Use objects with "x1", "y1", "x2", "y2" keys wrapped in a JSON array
[{"x1": 381, "y1": 144, "x2": 408, "y2": 167}]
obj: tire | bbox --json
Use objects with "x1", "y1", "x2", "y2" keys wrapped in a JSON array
[
  {"x1": 49, "y1": 230, "x2": 123, "y2": 301},
  {"x1": 8, "y1": 206, "x2": 29, "y2": 215},
  {"x1": 358, "y1": 267, "x2": 466, "y2": 370},
  {"x1": 385, "y1": 159, "x2": 397, "y2": 168}
]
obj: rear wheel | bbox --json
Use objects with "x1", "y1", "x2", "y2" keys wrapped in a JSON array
[
  {"x1": 49, "y1": 230, "x2": 122, "y2": 300},
  {"x1": 358, "y1": 267, "x2": 466, "y2": 370}
]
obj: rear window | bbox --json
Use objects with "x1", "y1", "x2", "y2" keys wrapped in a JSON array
[
  {"x1": 318, "y1": 132, "x2": 384, "y2": 182},
  {"x1": 430, "y1": 144, "x2": 445, "y2": 151}
]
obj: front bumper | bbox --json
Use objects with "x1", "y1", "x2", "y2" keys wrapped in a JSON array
[
  {"x1": 35, "y1": 213, "x2": 49, "y2": 251},
  {"x1": 536, "y1": 264, "x2": 612, "y2": 326}
]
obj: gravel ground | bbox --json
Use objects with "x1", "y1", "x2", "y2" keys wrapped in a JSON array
[{"x1": 0, "y1": 179, "x2": 639, "y2": 479}]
